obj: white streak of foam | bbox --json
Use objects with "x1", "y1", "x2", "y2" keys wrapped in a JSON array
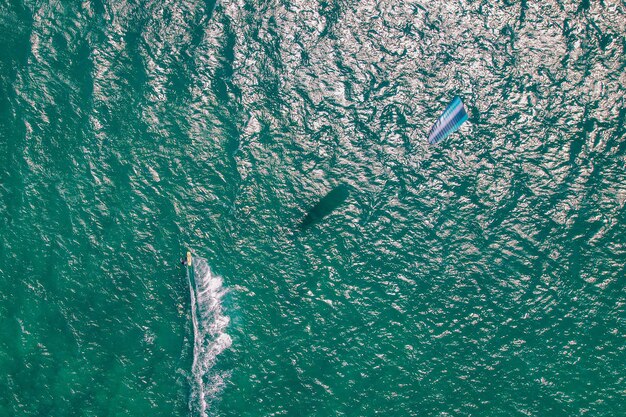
[{"x1": 188, "y1": 257, "x2": 232, "y2": 416}]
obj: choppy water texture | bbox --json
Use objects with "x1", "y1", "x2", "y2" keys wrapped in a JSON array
[{"x1": 1, "y1": 0, "x2": 625, "y2": 416}]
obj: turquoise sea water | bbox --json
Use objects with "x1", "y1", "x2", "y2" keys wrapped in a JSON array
[{"x1": 1, "y1": 0, "x2": 625, "y2": 416}]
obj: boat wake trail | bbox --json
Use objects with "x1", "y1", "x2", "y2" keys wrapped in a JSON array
[{"x1": 187, "y1": 256, "x2": 232, "y2": 416}]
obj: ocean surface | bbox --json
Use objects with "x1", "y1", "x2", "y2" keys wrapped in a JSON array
[{"x1": 1, "y1": 0, "x2": 625, "y2": 416}]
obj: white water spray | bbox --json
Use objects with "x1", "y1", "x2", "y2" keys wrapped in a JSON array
[{"x1": 187, "y1": 256, "x2": 232, "y2": 416}]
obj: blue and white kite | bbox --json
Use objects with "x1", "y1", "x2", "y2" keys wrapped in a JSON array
[{"x1": 427, "y1": 96, "x2": 468, "y2": 145}]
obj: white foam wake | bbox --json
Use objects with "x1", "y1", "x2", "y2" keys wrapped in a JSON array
[{"x1": 187, "y1": 256, "x2": 232, "y2": 416}]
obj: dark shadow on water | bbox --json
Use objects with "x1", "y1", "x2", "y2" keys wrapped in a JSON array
[{"x1": 297, "y1": 184, "x2": 350, "y2": 231}]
